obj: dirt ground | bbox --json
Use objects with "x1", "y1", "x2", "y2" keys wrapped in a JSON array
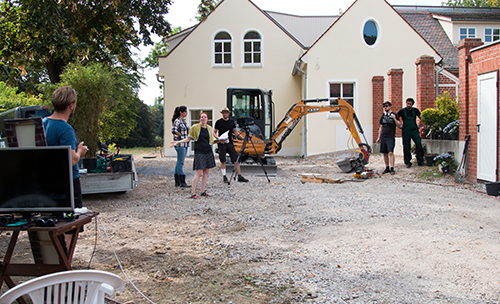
[{"x1": 4, "y1": 151, "x2": 500, "y2": 303}]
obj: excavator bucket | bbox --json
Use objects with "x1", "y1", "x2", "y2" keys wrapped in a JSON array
[{"x1": 225, "y1": 162, "x2": 278, "y2": 176}]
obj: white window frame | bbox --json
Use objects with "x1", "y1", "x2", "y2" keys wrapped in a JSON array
[
  {"x1": 326, "y1": 80, "x2": 358, "y2": 119},
  {"x1": 212, "y1": 30, "x2": 233, "y2": 68},
  {"x1": 484, "y1": 27, "x2": 500, "y2": 43},
  {"x1": 360, "y1": 17, "x2": 382, "y2": 49},
  {"x1": 241, "y1": 29, "x2": 264, "y2": 67},
  {"x1": 459, "y1": 27, "x2": 476, "y2": 40}
]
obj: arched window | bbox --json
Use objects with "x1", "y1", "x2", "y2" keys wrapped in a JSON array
[
  {"x1": 213, "y1": 31, "x2": 232, "y2": 67},
  {"x1": 243, "y1": 30, "x2": 262, "y2": 66}
]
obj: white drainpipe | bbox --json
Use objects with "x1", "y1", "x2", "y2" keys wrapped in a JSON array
[
  {"x1": 294, "y1": 60, "x2": 307, "y2": 159},
  {"x1": 436, "y1": 65, "x2": 444, "y2": 99}
]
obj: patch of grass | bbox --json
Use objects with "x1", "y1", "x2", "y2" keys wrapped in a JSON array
[
  {"x1": 120, "y1": 147, "x2": 162, "y2": 156},
  {"x1": 414, "y1": 166, "x2": 450, "y2": 181}
]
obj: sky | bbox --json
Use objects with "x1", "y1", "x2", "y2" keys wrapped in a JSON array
[{"x1": 137, "y1": 0, "x2": 447, "y2": 105}]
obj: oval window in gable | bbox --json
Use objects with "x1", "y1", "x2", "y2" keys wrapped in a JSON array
[{"x1": 363, "y1": 20, "x2": 378, "y2": 46}]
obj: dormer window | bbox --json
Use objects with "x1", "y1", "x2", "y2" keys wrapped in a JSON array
[
  {"x1": 460, "y1": 27, "x2": 476, "y2": 40},
  {"x1": 485, "y1": 28, "x2": 499, "y2": 43},
  {"x1": 242, "y1": 30, "x2": 262, "y2": 67},
  {"x1": 213, "y1": 31, "x2": 232, "y2": 67}
]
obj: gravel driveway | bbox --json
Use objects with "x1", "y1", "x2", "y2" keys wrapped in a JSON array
[{"x1": 13, "y1": 152, "x2": 499, "y2": 304}]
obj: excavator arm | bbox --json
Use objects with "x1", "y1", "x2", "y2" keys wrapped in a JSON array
[{"x1": 266, "y1": 97, "x2": 371, "y2": 161}]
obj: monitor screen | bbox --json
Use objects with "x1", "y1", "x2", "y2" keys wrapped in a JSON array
[{"x1": 0, "y1": 146, "x2": 74, "y2": 214}]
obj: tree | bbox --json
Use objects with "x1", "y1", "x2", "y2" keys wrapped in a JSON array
[
  {"x1": 0, "y1": 81, "x2": 45, "y2": 112},
  {"x1": 197, "y1": 0, "x2": 221, "y2": 22},
  {"x1": 142, "y1": 26, "x2": 182, "y2": 69},
  {"x1": 114, "y1": 102, "x2": 156, "y2": 148},
  {"x1": 150, "y1": 102, "x2": 164, "y2": 140},
  {"x1": 0, "y1": 0, "x2": 173, "y2": 84},
  {"x1": 54, "y1": 62, "x2": 139, "y2": 156},
  {"x1": 446, "y1": 0, "x2": 499, "y2": 6}
]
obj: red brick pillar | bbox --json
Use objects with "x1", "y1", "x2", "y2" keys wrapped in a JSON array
[
  {"x1": 372, "y1": 76, "x2": 385, "y2": 142},
  {"x1": 388, "y1": 68, "x2": 403, "y2": 137},
  {"x1": 458, "y1": 38, "x2": 483, "y2": 183},
  {"x1": 415, "y1": 55, "x2": 436, "y2": 111}
]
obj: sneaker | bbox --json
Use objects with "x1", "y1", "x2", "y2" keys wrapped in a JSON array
[
  {"x1": 390, "y1": 167, "x2": 395, "y2": 175},
  {"x1": 238, "y1": 175, "x2": 249, "y2": 182},
  {"x1": 382, "y1": 167, "x2": 391, "y2": 174},
  {"x1": 223, "y1": 175, "x2": 229, "y2": 184},
  {"x1": 406, "y1": 163, "x2": 412, "y2": 168}
]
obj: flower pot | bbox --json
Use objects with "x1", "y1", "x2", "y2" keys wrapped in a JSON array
[
  {"x1": 81, "y1": 158, "x2": 97, "y2": 171},
  {"x1": 439, "y1": 164, "x2": 450, "y2": 174},
  {"x1": 486, "y1": 182, "x2": 500, "y2": 197},
  {"x1": 425, "y1": 154, "x2": 437, "y2": 166}
]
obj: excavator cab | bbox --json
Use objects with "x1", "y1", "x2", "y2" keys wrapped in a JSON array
[{"x1": 226, "y1": 88, "x2": 274, "y2": 141}]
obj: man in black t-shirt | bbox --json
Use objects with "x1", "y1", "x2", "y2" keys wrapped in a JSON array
[
  {"x1": 214, "y1": 107, "x2": 249, "y2": 184},
  {"x1": 376, "y1": 101, "x2": 401, "y2": 175}
]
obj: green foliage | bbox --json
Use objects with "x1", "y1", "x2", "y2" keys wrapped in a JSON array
[
  {"x1": 57, "y1": 63, "x2": 114, "y2": 156},
  {"x1": 197, "y1": 0, "x2": 221, "y2": 21},
  {"x1": 99, "y1": 67, "x2": 140, "y2": 144},
  {"x1": 0, "y1": 0, "x2": 173, "y2": 84},
  {"x1": 420, "y1": 91, "x2": 459, "y2": 135},
  {"x1": 142, "y1": 40, "x2": 169, "y2": 69},
  {"x1": 435, "y1": 91, "x2": 459, "y2": 127},
  {"x1": 0, "y1": 81, "x2": 46, "y2": 112},
  {"x1": 150, "y1": 103, "x2": 164, "y2": 139},
  {"x1": 420, "y1": 108, "x2": 439, "y2": 134},
  {"x1": 54, "y1": 62, "x2": 139, "y2": 156},
  {"x1": 114, "y1": 102, "x2": 156, "y2": 148},
  {"x1": 446, "y1": 0, "x2": 499, "y2": 6},
  {"x1": 433, "y1": 153, "x2": 455, "y2": 168}
]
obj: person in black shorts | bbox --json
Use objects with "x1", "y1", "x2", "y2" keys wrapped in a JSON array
[
  {"x1": 376, "y1": 101, "x2": 401, "y2": 175},
  {"x1": 214, "y1": 107, "x2": 249, "y2": 184}
]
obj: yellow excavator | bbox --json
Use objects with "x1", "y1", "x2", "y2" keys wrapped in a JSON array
[{"x1": 225, "y1": 88, "x2": 371, "y2": 174}]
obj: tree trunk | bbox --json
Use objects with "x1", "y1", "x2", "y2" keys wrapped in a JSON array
[{"x1": 46, "y1": 60, "x2": 65, "y2": 84}]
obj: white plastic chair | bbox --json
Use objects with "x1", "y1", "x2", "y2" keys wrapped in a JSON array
[{"x1": 0, "y1": 270, "x2": 125, "y2": 304}]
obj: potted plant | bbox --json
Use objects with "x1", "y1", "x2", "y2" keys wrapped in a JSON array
[
  {"x1": 421, "y1": 92, "x2": 459, "y2": 140},
  {"x1": 443, "y1": 120, "x2": 459, "y2": 140},
  {"x1": 433, "y1": 153, "x2": 455, "y2": 174}
]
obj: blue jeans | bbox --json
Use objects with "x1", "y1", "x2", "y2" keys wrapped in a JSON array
[{"x1": 175, "y1": 146, "x2": 188, "y2": 175}]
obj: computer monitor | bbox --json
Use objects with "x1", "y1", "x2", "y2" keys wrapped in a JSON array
[{"x1": 0, "y1": 146, "x2": 74, "y2": 217}]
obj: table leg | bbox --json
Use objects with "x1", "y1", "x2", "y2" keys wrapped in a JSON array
[
  {"x1": 48, "y1": 232, "x2": 72, "y2": 270},
  {"x1": 0, "y1": 231, "x2": 19, "y2": 288}
]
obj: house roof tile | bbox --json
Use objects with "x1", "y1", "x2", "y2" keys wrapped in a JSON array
[{"x1": 398, "y1": 11, "x2": 459, "y2": 71}]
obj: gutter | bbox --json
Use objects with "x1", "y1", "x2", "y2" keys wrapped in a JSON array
[{"x1": 293, "y1": 60, "x2": 307, "y2": 159}]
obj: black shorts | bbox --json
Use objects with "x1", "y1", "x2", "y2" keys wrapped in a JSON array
[
  {"x1": 217, "y1": 142, "x2": 238, "y2": 164},
  {"x1": 380, "y1": 137, "x2": 395, "y2": 154}
]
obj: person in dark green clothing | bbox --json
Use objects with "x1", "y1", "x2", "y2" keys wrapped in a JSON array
[{"x1": 397, "y1": 97, "x2": 424, "y2": 167}]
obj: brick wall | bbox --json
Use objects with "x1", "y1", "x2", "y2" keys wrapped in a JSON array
[
  {"x1": 388, "y1": 69, "x2": 403, "y2": 137},
  {"x1": 416, "y1": 56, "x2": 436, "y2": 111},
  {"x1": 372, "y1": 76, "x2": 385, "y2": 140}
]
